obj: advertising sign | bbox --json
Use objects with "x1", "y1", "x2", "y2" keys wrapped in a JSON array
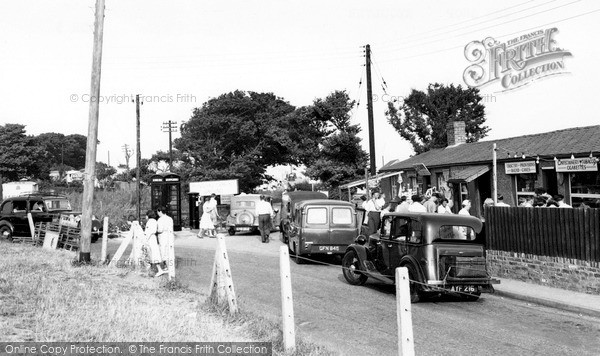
[
  {"x1": 555, "y1": 158, "x2": 598, "y2": 172},
  {"x1": 505, "y1": 161, "x2": 537, "y2": 174},
  {"x1": 189, "y1": 179, "x2": 239, "y2": 195}
]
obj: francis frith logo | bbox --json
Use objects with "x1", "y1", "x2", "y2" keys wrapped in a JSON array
[{"x1": 463, "y1": 28, "x2": 571, "y2": 91}]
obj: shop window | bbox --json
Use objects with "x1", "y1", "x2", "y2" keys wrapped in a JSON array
[
  {"x1": 516, "y1": 174, "x2": 537, "y2": 199},
  {"x1": 570, "y1": 172, "x2": 600, "y2": 208}
]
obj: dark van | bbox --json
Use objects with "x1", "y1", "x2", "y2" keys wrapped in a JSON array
[
  {"x1": 280, "y1": 190, "x2": 327, "y2": 242},
  {"x1": 287, "y1": 199, "x2": 360, "y2": 264}
]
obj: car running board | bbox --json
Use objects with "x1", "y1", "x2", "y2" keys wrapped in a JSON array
[{"x1": 363, "y1": 261, "x2": 395, "y2": 284}]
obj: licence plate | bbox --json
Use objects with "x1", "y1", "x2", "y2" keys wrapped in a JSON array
[
  {"x1": 450, "y1": 285, "x2": 477, "y2": 293},
  {"x1": 318, "y1": 246, "x2": 340, "y2": 252}
]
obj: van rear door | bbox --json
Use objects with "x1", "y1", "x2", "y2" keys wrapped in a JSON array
[{"x1": 329, "y1": 206, "x2": 356, "y2": 251}]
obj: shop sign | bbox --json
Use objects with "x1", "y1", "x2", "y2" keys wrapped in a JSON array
[
  {"x1": 555, "y1": 158, "x2": 598, "y2": 172},
  {"x1": 505, "y1": 161, "x2": 537, "y2": 174},
  {"x1": 413, "y1": 163, "x2": 431, "y2": 176}
]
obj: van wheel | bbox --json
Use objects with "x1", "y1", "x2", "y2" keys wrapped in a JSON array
[
  {"x1": 405, "y1": 264, "x2": 422, "y2": 303},
  {"x1": 342, "y1": 250, "x2": 367, "y2": 285},
  {"x1": 0, "y1": 225, "x2": 13, "y2": 241},
  {"x1": 292, "y1": 243, "x2": 305, "y2": 264}
]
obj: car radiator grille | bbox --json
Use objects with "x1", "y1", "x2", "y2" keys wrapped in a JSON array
[{"x1": 439, "y1": 256, "x2": 488, "y2": 279}]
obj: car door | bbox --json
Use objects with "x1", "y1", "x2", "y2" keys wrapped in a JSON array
[
  {"x1": 8, "y1": 200, "x2": 30, "y2": 236},
  {"x1": 302, "y1": 205, "x2": 329, "y2": 252},
  {"x1": 387, "y1": 216, "x2": 411, "y2": 267}
]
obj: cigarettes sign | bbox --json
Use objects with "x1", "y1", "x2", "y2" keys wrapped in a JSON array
[
  {"x1": 505, "y1": 161, "x2": 537, "y2": 174},
  {"x1": 555, "y1": 158, "x2": 598, "y2": 172}
]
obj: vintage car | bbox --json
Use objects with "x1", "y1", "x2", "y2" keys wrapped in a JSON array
[
  {"x1": 0, "y1": 193, "x2": 103, "y2": 242},
  {"x1": 341, "y1": 212, "x2": 499, "y2": 302},
  {"x1": 280, "y1": 190, "x2": 328, "y2": 243},
  {"x1": 226, "y1": 193, "x2": 280, "y2": 235},
  {"x1": 287, "y1": 199, "x2": 362, "y2": 264}
]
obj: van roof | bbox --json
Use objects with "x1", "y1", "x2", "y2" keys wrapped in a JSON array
[{"x1": 296, "y1": 199, "x2": 354, "y2": 209}]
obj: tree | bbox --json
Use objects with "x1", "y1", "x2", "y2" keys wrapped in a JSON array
[
  {"x1": 34, "y1": 132, "x2": 89, "y2": 176},
  {"x1": 176, "y1": 91, "x2": 301, "y2": 192},
  {"x1": 386, "y1": 83, "x2": 489, "y2": 154},
  {"x1": 0, "y1": 124, "x2": 43, "y2": 181},
  {"x1": 304, "y1": 91, "x2": 368, "y2": 188}
]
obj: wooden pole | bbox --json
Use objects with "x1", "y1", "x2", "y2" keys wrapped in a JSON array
[
  {"x1": 100, "y1": 216, "x2": 109, "y2": 263},
  {"x1": 136, "y1": 94, "x2": 141, "y2": 222},
  {"x1": 493, "y1": 143, "x2": 498, "y2": 204},
  {"x1": 80, "y1": 0, "x2": 105, "y2": 262},
  {"x1": 280, "y1": 246, "x2": 296, "y2": 352},
  {"x1": 27, "y1": 213, "x2": 35, "y2": 239},
  {"x1": 396, "y1": 267, "x2": 415, "y2": 356}
]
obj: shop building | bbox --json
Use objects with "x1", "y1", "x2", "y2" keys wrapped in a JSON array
[{"x1": 377, "y1": 123, "x2": 600, "y2": 218}]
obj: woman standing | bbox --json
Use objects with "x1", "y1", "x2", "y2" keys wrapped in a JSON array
[
  {"x1": 198, "y1": 196, "x2": 216, "y2": 238},
  {"x1": 144, "y1": 209, "x2": 166, "y2": 277}
]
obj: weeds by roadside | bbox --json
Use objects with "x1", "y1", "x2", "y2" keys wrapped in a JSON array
[{"x1": 0, "y1": 243, "x2": 336, "y2": 355}]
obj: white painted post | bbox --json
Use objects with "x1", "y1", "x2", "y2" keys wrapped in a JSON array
[
  {"x1": 396, "y1": 267, "x2": 415, "y2": 356},
  {"x1": 167, "y1": 231, "x2": 175, "y2": 280},
  {"x1": 27, "y1": 213, "x2": 35, "y2": 239},
  {"x1": 208, "y1": 243, "x2": 220, "y2": 298},
  {"x1": 100, "y1": 217, "x2": 109, "y2": 263},
  {"x1": 216, "y1": 233, "x2": 237, "y2": 313},
  {"x1": 109, "y1": 230, "x2": 133, "y2": 267},
  {"x1": 280, "y1": 246, "x2": 296, "y2": 352}
]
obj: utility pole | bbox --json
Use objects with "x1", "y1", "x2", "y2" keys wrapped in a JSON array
[
  {"x1": 365, "y1": 44, "x2": 376, "y2": 176},
  {"x1": 80, "y1": 0, "x2": 105, "y2": 263},
  {"x1": 122, "y1": 144, "x2": 132, "y2": 169},
  {"x1": 136, "y1": 94, "x2": 141, "y2": 223},
  {"x1": 161, "y1": 120, "x2": 178, "y2": 171}
]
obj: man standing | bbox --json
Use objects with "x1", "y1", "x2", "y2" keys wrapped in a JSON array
[
  {"x1": 256, "y1": 195, "x2": 274, "y2": 243},
  {"x1": 363, "y1": 191, "x2": 382, "y2": 235},
  {"x1": 408, "y1": 194, "x2": 427, "y2": 213},
  {"x1": 156, "y1": 206, "x2": 175, "y2": 276},
  {"x1": 423, "y1": 194, "x2": 438, "y2": 213}
]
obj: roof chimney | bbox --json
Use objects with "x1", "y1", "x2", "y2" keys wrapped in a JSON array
[{"x1": 446, "y1": 121, "x2": 466, "y2": 147}]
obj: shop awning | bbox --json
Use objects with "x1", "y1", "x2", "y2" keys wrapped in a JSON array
[
  {"x1": 447, "y1": 165, "x2": 490, "y2": 183},
  {"x1": 339, "y1": 171, "x2": 403, "y2": 189}
]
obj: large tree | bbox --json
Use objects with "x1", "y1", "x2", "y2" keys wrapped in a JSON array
[
  {"x1": 34, "y1": 132, "x2": 88, "y2": 173},
  {"x1": 304, "y1": 91, "x2": 368, "y2": 188},
  {"x1": 176, "y1": 91, "x2": 304, "y2": 192},
  {"x1": 386, "y1": 83, "x2": 489, "y2": 154},
  {"x1": 0, "y1": 124, "x2": 43, "y2": 181}
]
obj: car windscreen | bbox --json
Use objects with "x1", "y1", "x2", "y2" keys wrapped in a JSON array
[
  {"x1": 44, "y1": 199, "x2": 72, "y2": 211},
  {"x1": 437, "y1": 225, "x2": 476, "y2": 241}
]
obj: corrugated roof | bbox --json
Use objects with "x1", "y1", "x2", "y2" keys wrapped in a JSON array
[{"x1": 380, "y1": 125, "x2": 600, "y2": 172}]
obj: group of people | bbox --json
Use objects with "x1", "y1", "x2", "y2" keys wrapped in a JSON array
[
  {"x1": 197, "y1": 193, "x2": 219, "y2": 238},
  {"x1": 143, "y1": 206, "x2": 174, "y2": 277}
]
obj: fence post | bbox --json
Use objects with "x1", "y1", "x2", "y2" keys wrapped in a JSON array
[
  {"x1": 208, "y1": 234, "x2": 238, "y2": 313},
  {"x1": 109, "y1": 227, "x2": 134, "y2": 267},
  {"x1": 100, "y1": 217, "x2": 109, "y2": 263},
  {"x1": 167, "y1": 231, "x2": 176, "y2": 280},
  {"x1": 280, "y1": 246, "x2": 296, "y2": 352},
  {"x1": 396, "y1": 267, "x2": 415, "y2": 356},
  {"x1": 27, "y1": 213, "x2": 35, "y2": 239}
]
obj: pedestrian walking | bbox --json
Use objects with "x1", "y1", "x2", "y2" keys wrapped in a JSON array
[
  {"x1": 156, "y1": 205, "x2": 175, "y2": 273},
  {"x1": 198, "y1": 196, "x2": 216, "y2": 238},
  {"x1": 256, "y1": 194, "x2": 274, "y2": 243}
]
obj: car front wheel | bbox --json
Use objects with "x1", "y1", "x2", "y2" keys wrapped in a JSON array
[
  {"x1": 342, "y1": 250, "x2": 368, "y2": 285},
  {"x1": 0, "y1": 225, "x2": 13, "y2": 241}
]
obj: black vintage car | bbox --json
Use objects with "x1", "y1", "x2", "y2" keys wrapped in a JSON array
[
  {"x1": 0, "y1": 194, "x2": 103, "y2": 242},
  {"x1": 342, "y1": 212, "x2": 499, "y2": 302}
]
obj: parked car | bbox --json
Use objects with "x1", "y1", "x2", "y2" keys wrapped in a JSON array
[
  {"x1": 0, "y1": 193, "x2": 102, "y2": 243},
  {"x1": 287, "y1": 199, "x2": 361, "y2": 264},
  {"x1": 226, "y1": 193, "x2": 280, "y2": 236},
  {"x1": 341, "y1": 212, "x2": 499, "y2": 302},
  {"x1": 280, "y1": 190, "x2": 328, "y2": 243}
]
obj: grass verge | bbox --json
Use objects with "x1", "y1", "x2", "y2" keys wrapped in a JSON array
[{"x1": 0, "y1": 243, "x2": 334, "y2": 355}]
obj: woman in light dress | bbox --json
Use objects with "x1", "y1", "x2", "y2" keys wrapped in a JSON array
[{"x1": 197, "y1": 196, "x2": 216, "y2": 238}]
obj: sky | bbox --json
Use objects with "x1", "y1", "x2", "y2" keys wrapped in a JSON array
[{"x1": 1, "y1": 0, "x2": 599, "y2": 171}]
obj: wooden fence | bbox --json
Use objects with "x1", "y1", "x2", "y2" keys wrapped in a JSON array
[{"x1": 484, "y1": 206, "x2": 600, "y2": 263}]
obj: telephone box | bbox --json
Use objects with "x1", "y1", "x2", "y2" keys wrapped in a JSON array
[{"x1": 150, "y1": 172, "x2": 182, "y2": 231}]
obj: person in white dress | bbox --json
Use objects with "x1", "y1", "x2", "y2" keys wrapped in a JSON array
[
  {"x1": 156, "y1": 205, "x2": 175, "y2": 274},
  {"x1": 144, "y1": 209, "x2": 166, "y2": 277},
  {"x1": 198, "y1": 196, "x2": 215, "y2": 238}
]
